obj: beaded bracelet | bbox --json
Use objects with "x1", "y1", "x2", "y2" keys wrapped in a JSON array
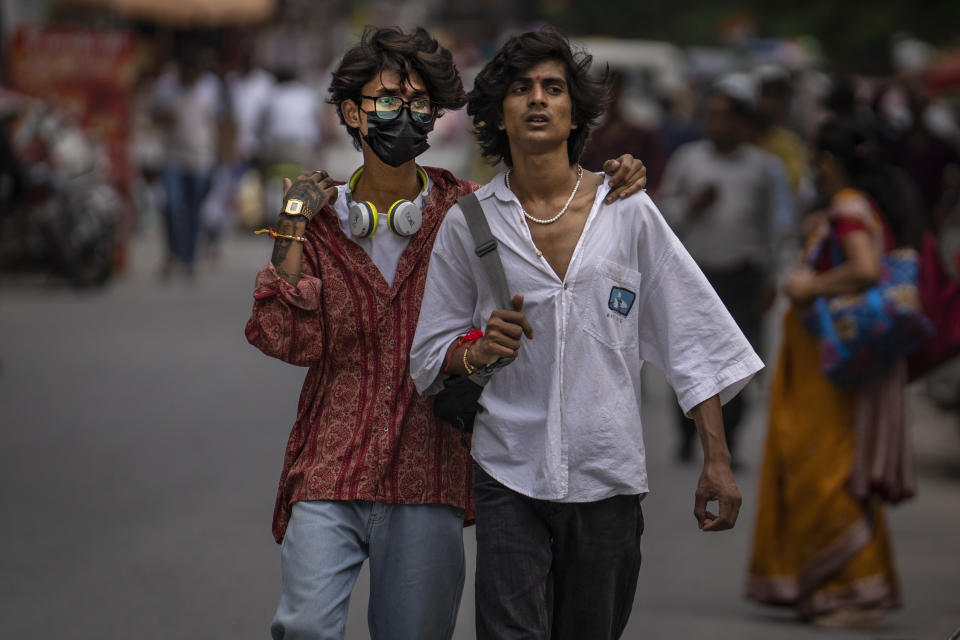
[{"x1": 254, "y1": 227, "x2": 306, "y2": 243}]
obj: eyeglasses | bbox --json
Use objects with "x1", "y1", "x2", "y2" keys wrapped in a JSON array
[{"x1": 360, "y1": 94, "x2": 435, "y2": 123}]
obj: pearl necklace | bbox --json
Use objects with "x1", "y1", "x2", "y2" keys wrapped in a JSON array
[{"x1": 506, "y1": 164, "x2": 584, "y2": 225}]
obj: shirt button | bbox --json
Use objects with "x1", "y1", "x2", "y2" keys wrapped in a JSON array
[
  {"x1": 386, "y1": 383, "x2": 393, "y2": 390},
  {"x1": 383, "y1": 426, "x2": 389, "y2": 432},
  {"x1": 389, "y1": 339, "x2": 395, "y2": 345},
  {"x1": 563, "y1": 283, "x2": 569, "y2": 290},
  {"x1": 361, "y1": 257, "x2": 367, "y2": 264}
]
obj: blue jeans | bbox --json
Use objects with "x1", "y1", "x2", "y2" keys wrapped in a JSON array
[
  {"x1": 161, "y1": 164, "x2": 212, "y2": 267},
  {"x1": 271, "y1": 500, "x2": 465, "y2": 640},
  {"x1": 473, "y1": 464, "x2": 643, "y2": 640}
]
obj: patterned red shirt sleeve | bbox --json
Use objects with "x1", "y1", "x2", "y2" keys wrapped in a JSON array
[{"x1": 245, "y1": 255, "x2": 326, "y2": 367}]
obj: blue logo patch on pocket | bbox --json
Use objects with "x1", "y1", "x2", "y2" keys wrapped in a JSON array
[{"x1": 608, "y1": 287, "x2": 636, "y2": 316}]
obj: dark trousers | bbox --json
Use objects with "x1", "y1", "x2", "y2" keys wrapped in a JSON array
[
  {"x1": 677, "y1": 262, "x2": 764, "y2": 460},
  {"x1": 473, "y1": 463, "x2": 643, "y2": 640}
]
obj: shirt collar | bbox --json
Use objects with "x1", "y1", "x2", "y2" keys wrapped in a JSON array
[
  {"x1": 480, "y1": 167, "x2": 612, "y2": 206},
  {"x1": 475, "y1": 170, "x2": 513, "y2": 203}
]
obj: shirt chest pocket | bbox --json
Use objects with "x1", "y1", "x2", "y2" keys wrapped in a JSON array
[{"x1": 577, "y1": 259, "x2": 643, "y2": 350}]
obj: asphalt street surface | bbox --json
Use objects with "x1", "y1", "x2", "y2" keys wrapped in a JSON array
[{"x1": 2, "y1": 229, "x2": 959, "y2": 639}]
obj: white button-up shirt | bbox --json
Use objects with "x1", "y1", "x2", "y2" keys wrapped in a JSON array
[{"x1": 410, "y1": 172, "x2": 763, "y2": 502}]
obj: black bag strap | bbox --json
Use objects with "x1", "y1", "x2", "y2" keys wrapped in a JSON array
[{"x1": 457, "y1": 192, "x2": 512, "y2": 310}]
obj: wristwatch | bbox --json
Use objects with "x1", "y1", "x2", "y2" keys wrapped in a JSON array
[{"x1": 283, "y1": 199, "x2": 310, "y2": 217}]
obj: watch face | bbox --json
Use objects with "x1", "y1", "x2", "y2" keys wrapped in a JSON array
[{"x1": 285, "y1": 199, "x2": 304, "y2": 215}]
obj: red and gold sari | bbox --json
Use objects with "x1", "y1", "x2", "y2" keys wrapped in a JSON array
[{"x1": 746, "y1": 189, "x2": 906, "y2": 618}]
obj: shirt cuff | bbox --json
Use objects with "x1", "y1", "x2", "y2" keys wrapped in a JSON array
[
  {"x1": 253, "y1": 262, "x2": 323, "y2": 311},
  {"x1": 676, "y1": 352, "x2": 765, "y2": 416}
]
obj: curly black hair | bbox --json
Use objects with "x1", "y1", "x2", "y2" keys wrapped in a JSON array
[
  {"x1": 328, "y1": 25, "x2": 466, "y2": 150},
  {"x1": 467, "y1": 28, "x2": 611, "y2": 168}
]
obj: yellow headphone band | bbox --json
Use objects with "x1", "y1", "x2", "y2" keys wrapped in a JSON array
[
  {"x1": 347, "y1": 165, "x2": 429, "y2": 197},
  {"x1": 347, "y1": 165, "x2": 426, "y2": 238}
]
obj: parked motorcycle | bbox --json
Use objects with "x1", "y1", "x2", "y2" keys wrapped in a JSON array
[{"x1": 0, "y1": 93, "x2": 121, "y2": 287}]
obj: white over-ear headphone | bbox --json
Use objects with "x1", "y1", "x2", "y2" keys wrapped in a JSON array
[{"x1": 347, "y1": 166, "x2": 428, "y2": 238}]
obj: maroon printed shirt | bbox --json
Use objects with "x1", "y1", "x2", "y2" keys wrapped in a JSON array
[{"x1": 246, "y1": 167, "x2": 478, "y2": 542}]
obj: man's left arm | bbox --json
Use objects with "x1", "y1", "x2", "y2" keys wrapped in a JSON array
[
  {"x1": 628, "y1": 197, "x2": 760, "y2": 532},
  {"x1": 689, "y1": 396, "x2": 741, "y2": 532}
]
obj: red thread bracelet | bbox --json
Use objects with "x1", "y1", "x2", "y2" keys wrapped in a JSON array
[{"x1": 443, "y1": 329, "x2": 484, "y2": 372}]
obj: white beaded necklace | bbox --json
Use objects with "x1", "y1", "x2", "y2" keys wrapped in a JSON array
[{"x1": 506, "y1": 164, "x2": 584, "y2": 225}]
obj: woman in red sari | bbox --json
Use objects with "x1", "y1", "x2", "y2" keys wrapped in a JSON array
[{"x1": 746, "y1": 117, "x2": 915, "y2": 627}]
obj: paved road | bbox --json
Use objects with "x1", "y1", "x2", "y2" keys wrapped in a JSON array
[{"x1": 2, "y1": 230, "x2": 958, "y2": 639}]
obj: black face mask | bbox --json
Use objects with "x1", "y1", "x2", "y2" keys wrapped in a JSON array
[{"x1": 362, "y1": 107, "x2": 434, "y2": 167}]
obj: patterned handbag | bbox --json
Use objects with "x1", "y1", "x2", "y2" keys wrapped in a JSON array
[{"x1": 802, "y1": 232, "x2": 934, "y2": 388}]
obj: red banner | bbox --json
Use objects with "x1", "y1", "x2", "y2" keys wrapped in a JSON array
[{"x1": 8, "y1": 25, "x2": 136, "y2": 187}]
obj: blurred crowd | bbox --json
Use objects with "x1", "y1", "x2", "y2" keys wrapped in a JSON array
[
  {"x1": 3, "y1": 23, "x2": 958, "y2": 287},
  {"x1": 1, "y1": 16, "x2": 959, "y2": 385},
  {"x1": 2, "y1": 20, "x2": 959, "y2": 415},
  {"x1": 2, "y1": 20, "x2": 959, "y2": 436},
  {"x1": 122, "y1": 27, "x2": 960, "y2": 414},
  {"x1": 130, "y1": 32, "x2": 960, "y2": 282}
]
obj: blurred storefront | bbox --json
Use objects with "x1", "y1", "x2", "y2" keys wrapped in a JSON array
[{"x1": 8, "y1": 25, "x2": 136, "y2": 192}]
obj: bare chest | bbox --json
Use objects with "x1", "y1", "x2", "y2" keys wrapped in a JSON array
[{"x1": 525, "y1": 198, "x2": 593, "y2": 281}]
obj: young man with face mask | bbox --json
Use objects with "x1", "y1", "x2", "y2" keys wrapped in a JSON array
[
  {"x1": 410, "y1": 29, "x2": 761, "y2": 638},
  {"x1": 244, "y1": 26, "x2": 646, "y2": 640}
]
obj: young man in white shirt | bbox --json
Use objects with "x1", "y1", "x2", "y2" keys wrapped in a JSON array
[{"x1": 410, "y1": 29, "x2": 763, "y2": 639}]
